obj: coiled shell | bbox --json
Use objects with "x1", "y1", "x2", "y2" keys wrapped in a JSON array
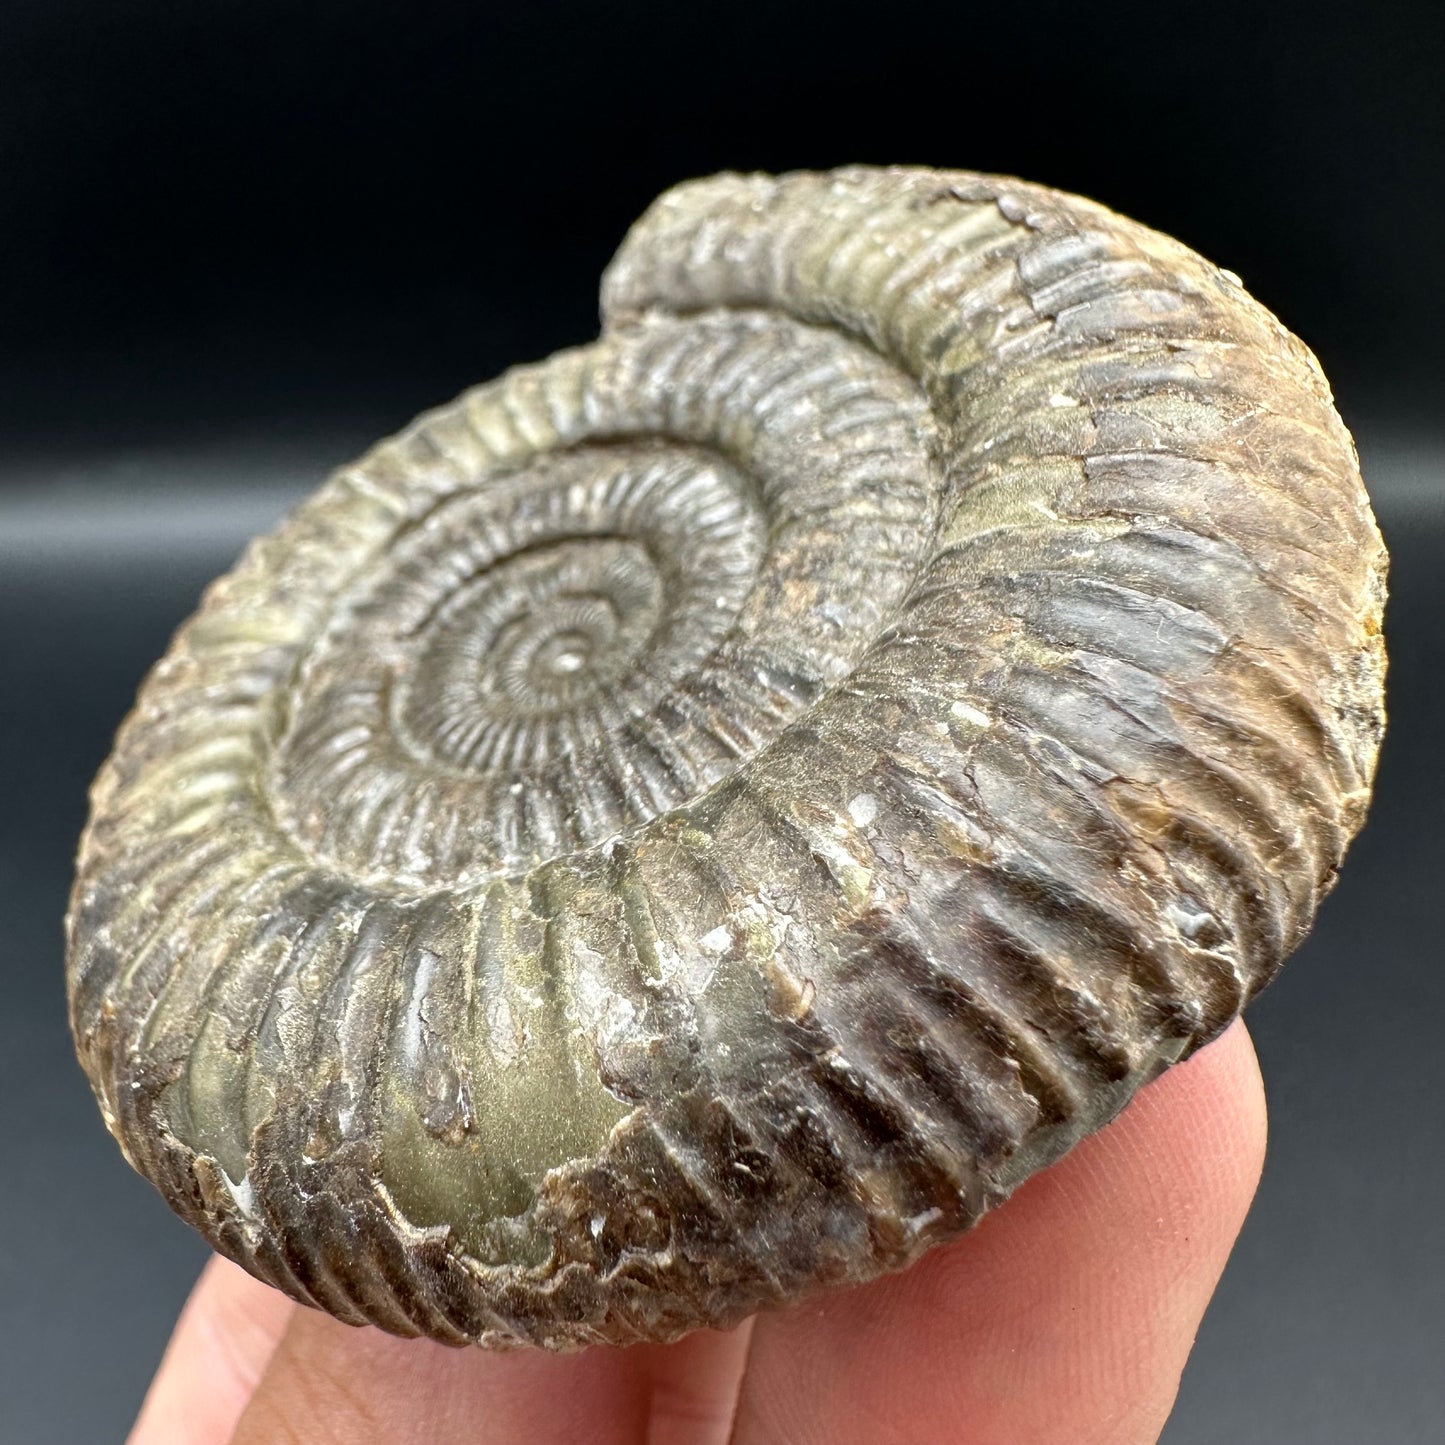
[{"x1": 67, "y1": 167, "x2": 1386, "y2": 1349}]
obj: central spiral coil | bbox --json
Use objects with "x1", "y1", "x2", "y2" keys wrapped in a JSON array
[
  {"x1": 268, "y1": 312, "x2": 937, "y2": 887},
  {"x1": 67, "y1": 167, "x2": 1385, "y2": 1351}
]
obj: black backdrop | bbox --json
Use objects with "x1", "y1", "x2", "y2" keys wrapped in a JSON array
[
  {"x1": 1, "y1": 3, "x2": 1441, "y2": 1441},
  {"x1": 2, "y1": 0, "x2": 1440, "y2": 456}
]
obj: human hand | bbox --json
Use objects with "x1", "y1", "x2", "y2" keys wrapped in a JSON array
[{"x1": 129, "y1": 1019, "x2": 1264, "y2": 1445}]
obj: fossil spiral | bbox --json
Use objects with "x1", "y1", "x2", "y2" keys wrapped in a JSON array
[{"x1": 67, "y1": 167, "x2": 1386, "y2": 1349}]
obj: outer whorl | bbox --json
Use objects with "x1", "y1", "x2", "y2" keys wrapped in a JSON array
[{"x1": 67, "y1": 167, "x2": 1386, "y2": 1349}]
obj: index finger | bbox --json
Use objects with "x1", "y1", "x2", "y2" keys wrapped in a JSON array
[{"x1": 730, "y1": 1018, "x2": 1267, "y2": 1445}]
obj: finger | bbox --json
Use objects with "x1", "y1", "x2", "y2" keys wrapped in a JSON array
[
  {"x1": 230, "y1": 1305, "x2": 753, "y2": 1445},
  {"x1": 638, "y1": 1319, "x2": 755, "y2": 1445},
  {"x1": 730, "y1": 1018, "x2": 1267, "y2": 1445},
  {"x1": 128, "y1": 1255, "x2": 296, "y2": 1445}
]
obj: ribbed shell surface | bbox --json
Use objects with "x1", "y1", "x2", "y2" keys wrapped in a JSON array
[{"x1": 67, "y1": 167, "x2": 1386, "y2": 1349}]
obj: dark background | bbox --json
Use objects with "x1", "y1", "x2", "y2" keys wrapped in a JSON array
[{"x1": 1, "y1": 2, "x2": 1440, "y2": 1441}]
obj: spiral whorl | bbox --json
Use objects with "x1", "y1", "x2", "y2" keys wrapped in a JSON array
[
  {"x1": 265, "y1": 311, "x2": 936, "y2": 890},
  {"x1": 67, "y1": 168, "x2": 1385, "y2": 1348}
]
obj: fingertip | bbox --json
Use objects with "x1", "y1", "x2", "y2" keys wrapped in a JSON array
[
  {"x1": 731, "y1": 1019, "x2": 1269, "y2": 1445},
  {"x1": 1025, "y1": 1019, "x2": 1268, "y2": 1437},
  {"x1": 1123, "y1": 1017, "x2": 1267, "y2": 1193},
  {"x1": 129, "y1": 1255, "x2": 295, "y2": 1445},
  {"x1": 1043, "y1": 1019, "x2": 1267, "y2": 1278},
  {"x1": 228, "y1": 1303, "x2": 750, "y2": 1445}
]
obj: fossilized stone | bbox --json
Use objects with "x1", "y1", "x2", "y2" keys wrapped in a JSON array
[{"x1": 67, "y1": 167, "x2": 1387, "y2": 1349}]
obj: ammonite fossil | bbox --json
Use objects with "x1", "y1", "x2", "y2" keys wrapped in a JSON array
[{"x1": 67, "y1": 167, "x2": 1387, "y2": 1349}]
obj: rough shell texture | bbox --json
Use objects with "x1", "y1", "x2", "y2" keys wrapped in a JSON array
[{"x1": 67, "y1": 167, "x2": 1386, "y2": 1349}]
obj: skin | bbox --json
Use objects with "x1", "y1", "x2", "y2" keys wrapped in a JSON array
[{"x1": 128, "y1": 1018, "x2": 1264, "y2": 1445}]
